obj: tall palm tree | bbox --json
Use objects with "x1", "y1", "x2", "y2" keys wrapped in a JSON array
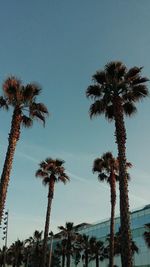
[
  {"x1": 143, "y1": 223, "x2": 150, "y2": 248},
  {"x1": 36, "y1": 158, "x2": 70, "y2": 267},
  {"x1": 93, "y1": 152, "x2": 132, "y2": 267},
  {"x1": 0, "y1": 77, "x2": 48, "y2": 222},
  {"x1": 86, "y1": 61, "x2": 149, "y2": 267},
  {"x1": 58, "y1": 222, "x2": 75, "y2": 267}
]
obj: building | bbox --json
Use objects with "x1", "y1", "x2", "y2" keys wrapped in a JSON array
[
  {"x1": 76, "y1": 204, "x2": 150, "y2": 267},
  {"x1": 52, "y1": 204, "x2": 150, "y2": 267}
]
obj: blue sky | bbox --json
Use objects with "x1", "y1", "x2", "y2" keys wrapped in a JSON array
[{"x1": 0, "y1": 0, "x2": 150, "y2": 246}]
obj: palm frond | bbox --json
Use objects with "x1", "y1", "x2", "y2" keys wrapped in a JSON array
[
  {"x1": 39, "y1": 160, "x2": 47, "y2": 169},
  {"x1": 132, "y1": 77, "x2": 149, "y2": 85},
  {"x1": 55, "y1": 159, "x2": 65, "y2": 166},
  {"x1": 116, "y1": 64, "x2": 127, "y2": 79},
  {"x1": 45, "y1": 158, "x2": 54, "y2": 164},
  {"x1": 32, "y1": 102, "x2": 49, "y2": 114},
  {"x1": 21, "y1": 115, "x2": 33, "y2": 128},
  {"x1": 25, "y1": 83, "x2": 41, "y2": 97},
  {"x1": 98, "y1": 173, "x2": 108, "y2": 182},
  {"x1": 89, "y1": 100, "x2": 106, "y2": 118},
  {"x1": 105, "y1": 61, "x2": 118, "y2": 77},
  {"x1": 42, "y1": 177, "x2": 50, "y2": 186},
  {"x1": 35, "y1": 169, "x2": 47, "y2": 177},
  {"x1": 105, "y1": 61, "x2": 125, "y2": 78},
  {"x1": 58, "y1": 226, "x2": 65, "y2": 231},
  {"x1": 3, "y1": 76, "x2": 21, "y2": 94},
  {"x1": 105, "y1": 105, "x2": 114, "y2": 121},
  {"x1": 92, "y1": 71, "x2": 106, "y2": 84},
  {"x1": 123, "y1": 102, "x2": 137, "y2": 116},
  {"x1": 132, "y1": 84, "x2": 149, "y2": 101},
  {"x1": 0, "y1": 96, "x2": 9, "y2": 110},
  {"x1": 31, "y1": 110, "x2": 46, "y2": 125},
  {"x1": 93, "y1": 158, "x2": 103, "y2": 173},
  {"x1": 58, "y1": 174, "x2": 70, "y2": 184},
  {"x1": 86, "y1": 85, "x2": 102, "y2": 98},
  {"x1": 125, "y1": 67, "x2": 142, "y2": 80}
]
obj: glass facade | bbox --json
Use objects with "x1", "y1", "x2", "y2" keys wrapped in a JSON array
[{"x1": 69, "y1": 205, "x2": 150, "y2": 267}]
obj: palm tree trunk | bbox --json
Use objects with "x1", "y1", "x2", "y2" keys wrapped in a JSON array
[
  {"x1": 113, "y1": 96, "x2": 133, "y2": 267},
  {"x1": 66, "y1": 236, "x2": 71, "y2": 267},
  {"x1": 109, "y1": 171, "x2": 116, "y2": 267},
  {"x1": 96, "y1": 254, "x2": 99, "y2": 267},
  {"x1": 62, "y1": 254, "x2": 65, "y2": 267},
  {"x1": 0, "y1": 107, "x2": 22, "y2": 223},
  {"x1": 41, "y1": 180, "x2": 54, "y2": 267},
  {"x1": 85, "y1": 251, "x2": 88, "y2": 267}
]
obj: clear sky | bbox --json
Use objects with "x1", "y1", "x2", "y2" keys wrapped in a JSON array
[{"x1": 0, "y1": 0, "x2": 150, "y2": 246}]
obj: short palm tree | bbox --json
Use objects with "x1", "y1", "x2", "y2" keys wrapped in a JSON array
[
  {"x1": 89, "y1": 238, "x2": 105, "y2": 267},
  {"x1": 86, "y1": 61, "x2": 149, "y2": 267},
  {"x1": 112, "y1": 229, "x2": 139, "y2": 256},
  {"x1": 36, "y1": 158, "x2": 70, "y2": 267},
  {"x1": 143, "y1": 223, "x2": 150, "y2": 248},
  {"x1": 25, "y1": 230, "x2": 43, "y2": 267},
  {"x1": 80, "y1": 234, "x2": 92, "y2": 267},
  {"x1": 55, "y1": 239, "x2": 67, "y2": 267},
  {"x1": 0, "y1": 77, "x2": 48, "y2": 222},
  {"x1": 58, "y1": 222, "x2": 75, "y2": 267},
  {"x1": 93, "y1": 152, "x2": 119, "y2": 267},
  {"x1": 7, "y1": 240, "x2": 24, "y2": 267},
  {"x1": 93, "y1": 152, "x2": 132, "y2": 267}
]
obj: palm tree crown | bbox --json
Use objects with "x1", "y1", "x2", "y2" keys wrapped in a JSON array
[
  {"x1": 0, "y1": 76, "x2": 48, "y2": 126},
  {"x1": 93, "y1": 152, "x2": 119, "y2": 183},
  {"x1": 36, "y1": 158, "x2": 69, "y2": 195},
  {"x1": 86, "y1": 61, "x2": 149, "y2": 119}
]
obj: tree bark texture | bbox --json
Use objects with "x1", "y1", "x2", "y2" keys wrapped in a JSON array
[
  {"x1": 0, "y1": 108, "x2": 22, "y2": 223},
  {"x1": 62, "y1": 254, "x2": 65, "y2": 267},
  {"x1": 41, "y1": 179, "x2": 54, "y2": 267},
  {"x1": 113, "y1": 96, "x2": 133, "y2": 267},
  {"x1": 109, "y1": 171, "x2": 116, "y2": 267},
  {"x1": 96, "y1": 254, "x2": 99, "y2": 267},
  {"x1": 66, "y1": 235, "x2": 71, "y2": 267},
  {"x1": 85, "y1": 251, "x2": 88, "y2": 267}
]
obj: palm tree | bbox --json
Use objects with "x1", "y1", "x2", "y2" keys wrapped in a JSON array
[
  {"x1": 58, "y1": 222, "x2": 75, "y2": 267},
  {"x1": 36, "y1": 158, "x2": 70, "y2": 267},
  {"x1": 90, "y1": 239, "x2": 107, "y2": 267},
  {"x1": 7, "y1": 240, "x2": 24, "y2": 267},
  {"x1": 93, "y1": 152, "x2": 119, "y2": 267},
  {"x1": 55, "y1": 239, "x2": 67, "y2": 267},
  {"x1": 80, "y1": 234, "x2": 92, "y2": 267},
  {"x1": 113, "y1": 229, "x2": 139, "y2": 256},
  {"x1": 25, "y1": 230, "x2": 43, "y2": 267},
  {"x1": 105, "y1": 229, "x2": 139, "y2": 266},
  {"x1": 86, "y1": 61, "x2": 149, "y2": 267},
  {"x1": 93, "y1": 152, "x2": 132, "y2": 267},
  {"x1": 0, "y1": 77, "x2": 48, "y2": 222},
  {"x1": 143, "y1": 223, "x2": 150, "y2": 248}
]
